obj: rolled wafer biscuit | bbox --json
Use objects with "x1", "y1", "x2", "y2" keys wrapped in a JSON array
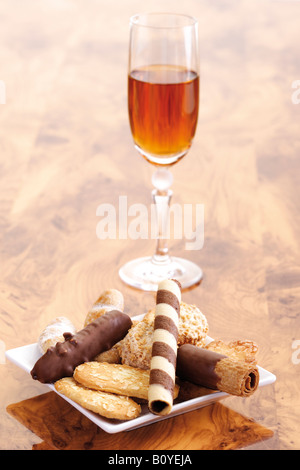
[
  {"x1": 84, "y1": 289, "x2": 124, "y2": 326},
  {"x1": 31, "y1": 310, "x2": 132, "y2": 383},
  {"x1": 148, "y1": 279, "x2": 181, "y2": 415},
  {"x1": 205, "y1": 339, "x2": 258, "y2": 365},
  {"x1": 176, "y1": 344, "x2": 260, "y2": 397}
]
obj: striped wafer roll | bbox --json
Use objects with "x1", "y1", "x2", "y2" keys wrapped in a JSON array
[{"x1": 148, "y1": 279, "x2": 181, "y2": 415}]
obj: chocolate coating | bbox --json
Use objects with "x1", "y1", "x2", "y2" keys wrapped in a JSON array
[
  {"x1": 152, "y1": 341, "x2": 177, "y2": 365},
  {"x1": 154, "y1": 315, "x2": 178, "y2": 339},
  {"x1": 149, "y1": 369, "x2": 175, "y2": 392},
  {"x1": 156, "y1": 290, "x2": 180, "y2": 315},
  {"x1": 176, "y1": 344, "x2": 227, "y2": 389},
  {"x1": 31, "y1": 310, "x2": 132, "y2": 383}
]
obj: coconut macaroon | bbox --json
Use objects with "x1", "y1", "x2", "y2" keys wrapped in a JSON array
[{"x1": 119, "y1": 301, "x2": 208, "y2": 370}]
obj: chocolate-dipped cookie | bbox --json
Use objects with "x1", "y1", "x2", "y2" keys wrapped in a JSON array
[
  {"x1": 31, "y1": 310, "x2": 132, "y2": 383},
  {"x1": 176, "y1": 343, "x2": 260, "y2": 397}
]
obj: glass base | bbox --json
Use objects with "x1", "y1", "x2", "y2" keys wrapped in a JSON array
[
  {"x1": 119, "y1": 256, "x2": 203, "y2": 291},
  {"x1": 135, "y1": 144, "x2": 188, "y2": 166}
]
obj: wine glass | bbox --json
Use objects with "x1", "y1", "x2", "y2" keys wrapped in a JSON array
[{"x1": 119, "y1": 12, "x2": 203, "y2": 291}]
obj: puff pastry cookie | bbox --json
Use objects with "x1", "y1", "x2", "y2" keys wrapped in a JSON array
[{"x1": 55, "y1": 377, "x2": 141, "y2": 420}]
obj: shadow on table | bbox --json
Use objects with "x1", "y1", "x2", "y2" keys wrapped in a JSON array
[{"x1": 7, "y1": 391, "x2": 274, "y2": 450}]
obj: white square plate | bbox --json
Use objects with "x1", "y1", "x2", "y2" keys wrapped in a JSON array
[{"x1": 5, "y1": 315, "x2": 276, "y2": 434}]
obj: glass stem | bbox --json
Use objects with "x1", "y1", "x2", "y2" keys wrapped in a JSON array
[{"x1": 151, "y1": 168, "x2": 173, "y2": 265}]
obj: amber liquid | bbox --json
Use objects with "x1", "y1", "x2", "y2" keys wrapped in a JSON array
[{"x1": 128, "y1": 65, "x2": 199, "y2": 165}]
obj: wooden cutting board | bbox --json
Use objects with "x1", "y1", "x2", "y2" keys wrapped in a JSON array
[{"x1": 7, "y1": 391, "x2": 273, "y2": 450}]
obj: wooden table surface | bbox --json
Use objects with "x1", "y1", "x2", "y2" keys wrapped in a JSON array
[{"x1": 1, "y1": 0, "x2": 299, "y2": 451}]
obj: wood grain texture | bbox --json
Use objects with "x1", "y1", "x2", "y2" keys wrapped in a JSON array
[
  {"x1": 1, "y1": 0, "x2": 299, "y2": 450},
  {"x1": 6, "y1": 391, "x2": 274, "y2": 450}
]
